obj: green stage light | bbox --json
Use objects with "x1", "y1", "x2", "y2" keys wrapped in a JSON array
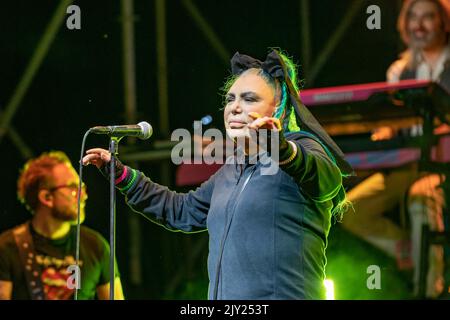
[{"x1": 324, "y1": 279, "x2": 335, "y2": 300}]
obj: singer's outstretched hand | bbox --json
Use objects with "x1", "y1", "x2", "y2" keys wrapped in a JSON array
[{"x1": 82, "y1": 148, "x2": 111, "y2": 168}]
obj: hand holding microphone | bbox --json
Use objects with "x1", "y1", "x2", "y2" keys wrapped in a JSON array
[
  {"x1": 83, "y1": 121, "x2": 152, "y2": 168},
  {"x1": 82, "y1": 148, "x2": 111, "y2": 168},
  {"x1": 91, "y1": 121, "x2": 153, "y2": 140},
  {"x1": 83, "y1": 148, "x2": 126, "y2": 182}
]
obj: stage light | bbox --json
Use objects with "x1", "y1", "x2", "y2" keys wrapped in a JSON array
[{"x1": 324, "y1": 279, "x2": 335, "y2": 300}]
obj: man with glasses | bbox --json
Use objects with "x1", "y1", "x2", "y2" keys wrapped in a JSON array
[{"x1": 0, "y1": 151, "x2": 124, "y2": 300}]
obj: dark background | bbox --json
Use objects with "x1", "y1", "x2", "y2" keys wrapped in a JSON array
[{"x1": 0, "y1": 0, "x2": 412, "y2": 299}]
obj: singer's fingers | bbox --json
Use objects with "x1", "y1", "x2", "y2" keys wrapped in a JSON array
[
  {"x1": 271, "y1": 118, "x2": 281, "y2": 131},
  {"x1": 248, "y1": 116, "x2": 268, "y2": 128},
  {"x1": 84, "y1": 148, "x2": 112, "y2": 165},
  {"x1": 82, "y1": 153, "x2": 101, "y2": 161},
  {"x1": 82, "y1": 151, "x2": 111, "y2": 167},
  {"x1": 86, "y1": 148, "x2": 110, "y2": 154},
  {"x1": 261, "y1": 117, "x2": 281, "y2": 131},
  {"x1": 248, "y1": 117, "x2": 281, "y2": 131},
  {"x1": 257, "y1": 117, "x2": 280, "y2": 130},
  {"x1": 82, "y1": 154, "x2": 101, "y2": 165},
  {"x1": 248, "y1": 112, "x2": 262, "y2": 120}
]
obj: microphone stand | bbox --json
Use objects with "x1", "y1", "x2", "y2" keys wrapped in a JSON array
[{"x1": 108, "y1": 136, "x2": 120, "y2": 300}]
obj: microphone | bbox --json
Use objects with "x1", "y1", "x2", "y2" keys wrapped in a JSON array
[{"x1": 91, "y1": 121, "x2": 153, "y2": 140}]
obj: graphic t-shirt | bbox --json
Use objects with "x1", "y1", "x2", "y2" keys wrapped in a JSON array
[{"x1": 0, "y1": 223, "x2": 118, "y2": 300}]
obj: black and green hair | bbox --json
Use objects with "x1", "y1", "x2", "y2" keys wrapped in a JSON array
[{"x1": 224, "y1": 49, "x2": 355, "y2": 219}]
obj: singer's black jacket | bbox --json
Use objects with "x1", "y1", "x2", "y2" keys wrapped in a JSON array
[{"x1": 115, "y1": 132, "x2": 343, "y2": 299}]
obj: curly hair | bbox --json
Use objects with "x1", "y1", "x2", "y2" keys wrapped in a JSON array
[{"x1": 17, "y1": 151, "x2": 72, "y2": 213}]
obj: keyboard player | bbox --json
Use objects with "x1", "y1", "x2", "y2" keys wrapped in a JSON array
[{"x1": 341, "y1": 0, "x2": 450, "y2": 298}]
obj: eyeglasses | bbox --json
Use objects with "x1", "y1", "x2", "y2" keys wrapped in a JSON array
[{"x1": 48, "y1": 182, "x2": 87, "y2": 198}]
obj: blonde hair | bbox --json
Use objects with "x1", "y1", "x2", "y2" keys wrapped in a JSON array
[{"x1": 397, "y1": 0, "x2": 450, "y2": 45}]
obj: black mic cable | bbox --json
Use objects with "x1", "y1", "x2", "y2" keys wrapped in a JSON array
[{"x1": 74, "y1": 128, "x2": 93, "y2": 300}]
